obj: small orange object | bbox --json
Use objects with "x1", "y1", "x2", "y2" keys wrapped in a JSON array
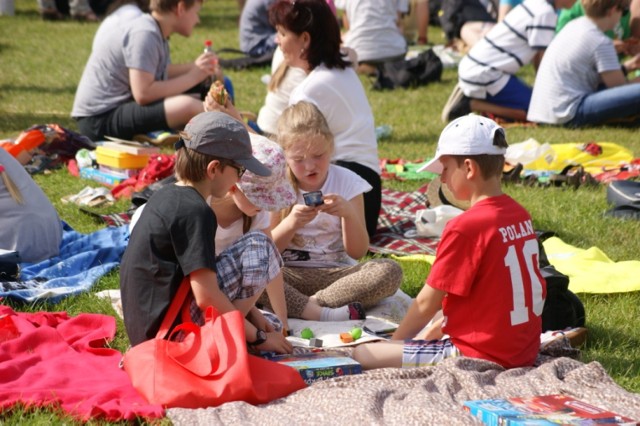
[
  {"x1": 3, "y1": 128, "x2": 46, "y2": 158},
  {"x1": 339, "y1": 332, "x2": 354, "y2": 343}
]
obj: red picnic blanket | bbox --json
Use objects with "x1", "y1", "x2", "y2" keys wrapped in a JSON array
[{"x1": 370, "y1": 183, "x2": 440, "y2": 255}]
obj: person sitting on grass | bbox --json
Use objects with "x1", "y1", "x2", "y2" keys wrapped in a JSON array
[
  {"x1": 71, "y1": 0, "x2": 222, "y2": 142},
  {"x1": 209, "y1": 133, "x2": 296, "y2": 333},
  {"x1": 120, "y1": 111, "x2": 292, "y2": 354},
  {"x1": 259, "y1": 101, "x2": 403, "y2": 322},
  {"x1": 353, "y1": 114, "x2": 546, "y2": 370},
  {"x1": 337, "y1": 0, "x2": 408, "y2": 76},
  {"x1": 442, "y1": 0, "x2": 574, "y2": 123},
  {"x1": 268, "y1": 0, "x2": 383, "y2": 238},
  {"x1": 556, "y1": 0, "x2": 640, "y2": 73},
  {"x1": 527, "y1": 0, "x2": 640, "y2": 126}
]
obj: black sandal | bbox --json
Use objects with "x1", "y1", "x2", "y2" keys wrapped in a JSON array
[{"x1": 549, "y1": 165, "x2": 598, "y2": 189}]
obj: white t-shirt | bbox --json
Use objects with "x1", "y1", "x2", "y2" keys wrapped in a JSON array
[
  {"x1": 337, "y1": 0, "x2": 408, "y2": 63},
  {"x1": 289, "y1": 65, "x2": 380, "y2": 174},
  {"x1": 257, "y1": 47, "x2": 306, "y2": 135},
  {"x1": 458, "y1": 0, "x2": 556, "y2": 98},
  {"x1": 527, "y1": 17, "x2": 621, "y2": 124},
  {"x1": 282, "y1": 165, "x2": 372, "y2": 268},
  {"x1": 215, "y1": 210, "x2": 270, "y2": 255}
]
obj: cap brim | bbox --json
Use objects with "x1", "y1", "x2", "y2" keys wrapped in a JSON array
[
  {"x1": 237, "y1": 157, "x2": 272, "y2": 177},
  {"x1": 417, "y1": 157, "x2": 442, "y2": 174}
]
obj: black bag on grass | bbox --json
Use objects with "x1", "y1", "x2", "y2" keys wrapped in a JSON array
[
  {"x1": 373, "y1": 49, "x2": 443, "y2": 90},
  {"x1": 605, "y1": 180, "x2": 640, "y2": 219},
  {"x1": 0, "y1": 250, "x2": 21, "y2": 281},
  {"x1": 216, "y1": 48, "x2": 274, "y2": 71},
  {"x1": 537, "y1": 237, "x2": 586, "y2": 332}
]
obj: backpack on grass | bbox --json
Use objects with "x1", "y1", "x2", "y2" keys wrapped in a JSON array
[
  {"x1": 537, "y1": 236, "x2": 586, "y2": 332},
  {"x1": 373, "y1": 48, "x2": 443, "y2": 90}
]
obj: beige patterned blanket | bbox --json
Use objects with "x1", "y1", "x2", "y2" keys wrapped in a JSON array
[{"x1": 167, "y1": 343, "x2": 640, "y2": 425}]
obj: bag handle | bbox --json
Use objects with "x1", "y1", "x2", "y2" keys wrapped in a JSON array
[{"x1": 155, "y1": 277, "x2": 192, "y2": 339}]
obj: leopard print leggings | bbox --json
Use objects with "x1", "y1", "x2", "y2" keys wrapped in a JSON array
[{"x1": 258, "y1": 258, "x2": 403, "y2": 318}]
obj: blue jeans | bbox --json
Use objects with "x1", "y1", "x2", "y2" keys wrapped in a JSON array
[
  {"x1": 568, "y1": 83, "x2": 640, "y2": 127},
  {"x1": 486, "y1": 75, "x2": 532, "y2": 111}
]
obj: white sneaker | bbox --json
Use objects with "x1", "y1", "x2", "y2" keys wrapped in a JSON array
[
  {"x1": 540, "y1": 327, "x2": 588, "y2": 351},
  {"x1": 441, "y1": 83, "x2": 471, "y2": 122}
]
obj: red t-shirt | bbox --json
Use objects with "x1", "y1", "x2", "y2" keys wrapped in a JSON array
[{"x1": 427, "y1": 194, "x2": 545, "y2": 368}]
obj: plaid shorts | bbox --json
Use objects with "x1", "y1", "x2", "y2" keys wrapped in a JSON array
[
  {"x1": 402, "y1": 338, "x2": 461, "y2": 368},
  {"x1": 189, "y1": 231, "x2": 282, "y2": 324}
]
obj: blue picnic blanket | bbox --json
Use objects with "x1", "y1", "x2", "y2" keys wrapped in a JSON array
[{"x1": 0, "y1": 222, "x2": 129, "y2": 303}]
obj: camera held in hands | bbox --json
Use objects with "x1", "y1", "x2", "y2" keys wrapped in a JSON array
[{"x1": 303, "y1": 191, "x2": 324, "y2": 207}]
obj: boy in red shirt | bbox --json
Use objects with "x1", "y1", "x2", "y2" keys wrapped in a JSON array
[{"x1": 354, "y1": 114, "x2": 546, "y2": 369}]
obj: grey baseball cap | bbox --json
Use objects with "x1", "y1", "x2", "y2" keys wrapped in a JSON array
[{"x1": 183, "y1": 111, "x2": 271, "y2": 177}]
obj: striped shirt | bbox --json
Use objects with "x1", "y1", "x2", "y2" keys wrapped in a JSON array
[
  {"x1": 527, "y1": 17, "x2": 621, "y2": 124},
  {"x1": 458, "y1": 0, "x2": 557, "y2": 98}
]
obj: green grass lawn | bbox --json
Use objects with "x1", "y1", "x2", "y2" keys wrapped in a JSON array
[{"x1": 1, "y1": 0, "x2": 640, "y2": 423}]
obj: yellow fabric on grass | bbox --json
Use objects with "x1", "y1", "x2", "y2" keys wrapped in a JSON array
[
  {"x1": 525, "y1": 142, "x2": 633, "y2": 175},
  {"x1": 393, "y1": 237, "x2": 640, "y2": 294},
  {"x1": 542, "y1": 237, "x2": 640, "y2": 294}
]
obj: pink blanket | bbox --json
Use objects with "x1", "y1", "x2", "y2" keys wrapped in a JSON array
[{"x1": 0, "y1": 305, "x2": 163, "y2": 421}]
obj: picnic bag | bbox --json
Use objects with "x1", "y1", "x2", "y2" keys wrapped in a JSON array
[
  {"x1": 122, "y1": 278, "x2": 306, "y2": 408},
  {"x1": 537, "y1": 237, "x2": 586, "y2": 332},
  {"x1": 373, "y1": 48, "x2": 443, "y2": 90}
]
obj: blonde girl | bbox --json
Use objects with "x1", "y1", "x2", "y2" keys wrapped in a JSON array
[{"x1": 262, "y1": 101, "x2": 402, "y2": 321}]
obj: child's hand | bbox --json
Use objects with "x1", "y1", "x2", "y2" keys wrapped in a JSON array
[
  {"x1": 625, "y1": 38, "x2": 640, "y2": 57},
  {"x1": 195, "y1": 51, "x2": 219, "y2": 78},
  {"x1": 203, "y1": 92, "x2": 243, "y2": 122},
  {"x1": 258, "y1": 331, "x2": 293, "y2": 354},
  {"x1": 285, "y1": 204, "x2": 320, "y2": 229},
  {"x1": 318, "y1": 193, "x2": 352, "y2": 218}
]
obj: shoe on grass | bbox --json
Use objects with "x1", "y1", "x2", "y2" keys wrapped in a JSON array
[
  {"x1": 540, "y1": 326, "x2": 588, "y2": 351},
  {"x1": 441, "y1": 83, "x2": 472, "y2": 122}
]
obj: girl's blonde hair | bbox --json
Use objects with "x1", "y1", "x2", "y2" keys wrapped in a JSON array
[
  {"x1": 268, "y1": 62, "x2": 290, "y2": 92},
  {"x1": 276, "y1": 101, "x2": 334, "y2": 220}
]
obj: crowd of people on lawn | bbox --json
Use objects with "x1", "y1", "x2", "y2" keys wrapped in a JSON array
[{"x1": 4, "y1": 0, "x2": 636, "y2": 377}]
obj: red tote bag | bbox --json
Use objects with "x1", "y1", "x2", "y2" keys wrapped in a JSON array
[{"x1": 122, "y1": 278, "x2": 306, "y2": 408}]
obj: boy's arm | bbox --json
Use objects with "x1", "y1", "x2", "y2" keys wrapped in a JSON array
[
  {"x1": 600, "y1": 69, "x2": 628, "y2": 88},
  {"x1": 191, "y1": 268, "x2": 292, "y2": 353},
  {"x1": 190, "y1": 267, "x2": 239, "y2": 314},
  {"x1": 532, "y1": 49, "x2": 545, "y2": 71},
  {"x1": 129, "y1": 52, "x2": 217, "y2": 105},
  {"x1": 393, "y1": 284, "x2": 446, "y2": 340}
]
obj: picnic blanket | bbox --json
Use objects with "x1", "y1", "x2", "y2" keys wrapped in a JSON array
[
  {"x1": 0, "y1": 305, "x2": 163, "y2": 421},
  {"x1": 0, "y1": 222, "x2": 128, "y2": 303},
  {"x1": 370, "y1": 183, "x2": 440, "y2": 255},
  {"x1": 167, "y1": 350, "x2": 640, "y2": 425}
]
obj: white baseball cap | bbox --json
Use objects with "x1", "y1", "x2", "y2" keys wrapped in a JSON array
[{"x1": 418, "y1": 114, "x2": 507, "y2": 174}]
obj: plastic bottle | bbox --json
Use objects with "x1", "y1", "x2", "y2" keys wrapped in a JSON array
[{"x1": 203, "y1": 40, "x2": 216, "y2": 88}]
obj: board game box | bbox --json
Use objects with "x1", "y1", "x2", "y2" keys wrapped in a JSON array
[
  {"x1": 264, "y1": 351, "x2": 362, "y2": 385},
  {"x1": 463, "y1": 394, "x2": 639, "y2": 425}
]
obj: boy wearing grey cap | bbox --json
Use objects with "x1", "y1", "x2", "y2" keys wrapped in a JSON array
[
  {"x1": 354, "y1": 115, "x2": 545, "y2": 370},
  {"x1": 120, "y1": 111, "x2": 292, "y2": 354}
]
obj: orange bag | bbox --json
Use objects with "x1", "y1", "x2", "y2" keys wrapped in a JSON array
[{"x1": 122, "y1": 278, "x2": 306, "y2": 408}]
